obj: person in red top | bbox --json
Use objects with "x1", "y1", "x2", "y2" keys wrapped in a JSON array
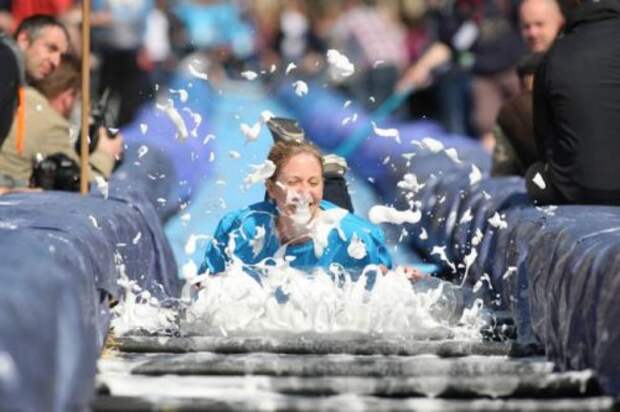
[{"x1": 11, "y1": 0, "x2": 74, "y2": 27}]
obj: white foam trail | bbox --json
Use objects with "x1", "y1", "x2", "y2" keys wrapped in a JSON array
[
  {"x1": 139, "y1": 123, "x2": 148, "y2": 134},
  {"x1": 502, "y1": 266, "x2": 517, "y2": 280},
  {"x1": 368, "y1": 205, "x2": 421, "y2": 225},
  {"x1": 371, "y1": 122, "x2": 401, "y2": 143},
  {"x1": 292, "y1": 80, "x2": 308, "y2": 96},
  {"x1": 132, "y1": 231, "x2": 142, "y2": 245},
  {"x1": 471, "y1": 228, "x2": 484, "y2": 246},
  {"x1": 228, "y1": 151, "x2": 241, "y2": 160},
  {"x1": 89, "y1": 215, "x2": 99, "y2": 229}
]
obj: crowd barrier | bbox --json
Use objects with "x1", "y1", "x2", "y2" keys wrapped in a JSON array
[{"x1": 0, "y1": 181, "x2": 180, "y2": 410}]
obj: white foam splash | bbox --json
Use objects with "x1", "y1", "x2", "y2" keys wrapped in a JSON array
[
  {"x1": 326, "y1": 49, "x2": 355, "y2": 80},
  {"x1": 347, "y1": 233, "x2": 367, "y2": 260},
  {"x1": 292, "y1": 80, "x2": 308, "y2": 96},
  {"x1": 89, "y1": 215, "x2": 99, "y2": 229},
  {"x1": 444, "y1": 148, "x2": 462, "y2": 163},
  {"x1": 430, "y1": 246, "x2": 456, "y2": 273},
  {"x1": 169, "y1": 88, "x2": 188, "y2": 103},
  {"x1": 132, "y1": 231, "x2": 142, "y2": 245},
  {"x1": 419, "y1": 228, "x2": 428, "y2": 240},
  {"x1": 285, "y1": 62, "x2": 297, "y2": 75},
  {"x1": 371, "y1": 122, "x2": 401, "y2": 143},
  {"x1": 182, "y1": 259, "x2": 198, "y2": 279},
  {"x1": 181, "y1": 262, "x2": 455, "y2": 337},
  {"x1": 502, "y1": 266, "x2": 517, "y2": 280},
  {"x1": 532, "y1": 172, "x2": 546, "y2": 190},
  {"x1": 111, "y1": 252, "x2": 177, "y2": 336},
  {"x1": 243, "y1": 160, "x2": 276, "y2": 189},
  {"x1": 469, "y1": 165, "x2": 482, "y2": 186},
  {"x1": 488, "y1": 212, "x2": 508, "y2": 230},
  {"x1": 420, "y1": 137, "x2": 444, "y2": 153},
  {"x1": 260, "y1": 110, "x2": 275, "y2": 123},
  {"x1": 185, "y1": 234, "x2": 211, "y2": 255},
  {"x1": 460, "y1": 209, "x2": 473, "y2": 224},
  {"x1": 140, "y1": 123, "x2": 148, "y2": 134},
  {"x1": 182, "y1": 108, "x2": 202, "y2": 137},
  {"x1": 94, "y1": 175, "x2": 109, "y2": 199},
  {"x1": 240, "y1": 121, "x2": 261, "y2": 143},
  {"x1": 471, "y1": 228, "x2": 484, "y2": 246},
  {"x1": 137, "y1": 145, "x2": 148, "y2": 159},
  {"x1": 397, "y1": 173, "x2": 425, "y2": 193},
  {"x1": 368, "y1": 205, "x2": 421, "y2": 225},
  {"x1": 241, "y1": 71, "x2": 258, "y2": 80},
  {"x1": 188, "y1": 63, "x2": 208, "y2": 80}
]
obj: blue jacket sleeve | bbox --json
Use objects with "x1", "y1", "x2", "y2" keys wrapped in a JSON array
[{"x1": 198, "y1": 211, "x2": 238, "y2": 275}]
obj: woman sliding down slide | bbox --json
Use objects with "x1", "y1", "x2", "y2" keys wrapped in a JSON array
[{"x1": 197, "y1": 139, "x2": 422, "y2": 282}]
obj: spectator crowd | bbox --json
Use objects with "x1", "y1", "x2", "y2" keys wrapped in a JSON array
[{"x1": 0, "y1": 0, "x2": 619, "y2": 205}]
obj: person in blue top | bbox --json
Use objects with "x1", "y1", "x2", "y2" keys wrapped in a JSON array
[{"x1": 199, "y1": 139, "x2": 420, "y2": 281}]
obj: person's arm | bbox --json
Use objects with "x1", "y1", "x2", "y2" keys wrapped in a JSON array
[
  {"x1": 396, "y1": 42, "x2": 452, "y2": 92},
  {"x1": 90, "y1": 127, "x2": 123, "y2": 177}
]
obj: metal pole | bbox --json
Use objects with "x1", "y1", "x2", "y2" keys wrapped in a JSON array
[{"x1": 80, "y1": 0, "x2": 91, "y2": 195}]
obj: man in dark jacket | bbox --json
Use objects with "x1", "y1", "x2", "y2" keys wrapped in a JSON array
[{"x1": 526, "y1": 0, "x2": 620, "y2": 205}]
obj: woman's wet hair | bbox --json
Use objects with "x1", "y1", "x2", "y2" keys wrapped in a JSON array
[{"x1": 267, "y1": 140, "x2": 324, "y2": 182}]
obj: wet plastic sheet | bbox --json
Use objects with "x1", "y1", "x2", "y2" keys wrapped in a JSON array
[{"x1": 0, "y1": 188, "x2": 180, "y2": 410}]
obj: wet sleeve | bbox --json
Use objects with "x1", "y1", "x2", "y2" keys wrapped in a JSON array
[
  {"x1": 367, "y1": 227, "x2": 393, "y2": 270},
  {"x1": 198, "y1": 212, "x2": 238, "y2": 275}
]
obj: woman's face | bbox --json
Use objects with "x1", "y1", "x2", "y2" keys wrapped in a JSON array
[{"x1": 267, "y1": 152, "x2": 324, "y2": 222}]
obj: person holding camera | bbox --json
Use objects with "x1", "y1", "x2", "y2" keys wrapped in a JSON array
[{"x1": 0, "y1": 53, "x2": 123, "y2": 193}]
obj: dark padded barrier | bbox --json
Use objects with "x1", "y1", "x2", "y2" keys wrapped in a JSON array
[{"x1": 0, "y1": 186, "x2": 180, "y2": 410}]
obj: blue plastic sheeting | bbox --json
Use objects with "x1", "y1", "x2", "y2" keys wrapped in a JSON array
[
  {"x1": 119, "y1": 75, "x2": 216, "y2": 221},
  {"x1": 0, "y1": 187, "x2": 180, "y2": 410},
  {"x1": 274, "y1": 80, "x2": 488, "y2": 201}
]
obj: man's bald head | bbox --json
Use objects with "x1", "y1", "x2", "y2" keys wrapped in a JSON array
[{"x1": 520, "y1": 0, "x2": 565, "y2": 52}]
